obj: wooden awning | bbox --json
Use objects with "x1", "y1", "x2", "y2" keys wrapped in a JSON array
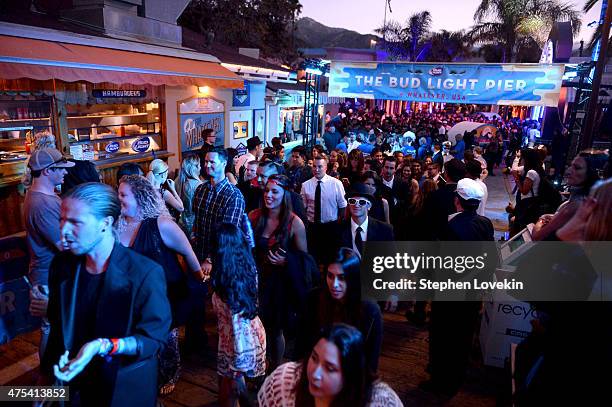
[{"x1": 0, "y1": 35, "x2": 243, "y2": 89}]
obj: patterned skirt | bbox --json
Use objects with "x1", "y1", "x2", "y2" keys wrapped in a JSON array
[{"x1": 212, "y1": 293, "x2": 267, "y2": 378}]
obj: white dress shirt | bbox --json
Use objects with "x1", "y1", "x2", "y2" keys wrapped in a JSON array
[
  {"x1": 235, "y1": 152, "x2": 256, "y2": 174},
  {"x1": 350, "y1": 217, "x2": 368, "y2": 254},
  {"x1": 476, "y1": 178, "x2": 488, "y2": 217},
  {"x1": 382, "y1": 175, "x2": 394, "y2": 189},
  {"x1": 347, "y1": 140, "x2": 361, "y2": 153},
  {"x1": 301, "y1": 174, "x2": 347, "y2": 223}
]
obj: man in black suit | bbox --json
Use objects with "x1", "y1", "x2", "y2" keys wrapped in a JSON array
[
  {"x1": 426, "y1": 161, "x2": 446, "y2": 188},
  {"x1": 423, "y1": 178, "x2": 493, "y2": 397},
  {"x1": 422, "y1": 158, "x2": 467, "y2": 241},
  {"x1": 338, "y1": 183, "x2": 394, "y2": 256},
  {"x1": 42, "y1": 183, "x2": 176, "y2": 406},
  {"x1": 379, "y1": 155, "x2": 412, "y2": 228}
]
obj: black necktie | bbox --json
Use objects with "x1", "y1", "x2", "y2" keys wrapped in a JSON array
[
  {"x1": 355, "y1": 226, "x2": 363, "y2": 255},
  {"x1": 314, "y1": 180, "x2": 322, "y2": 223}
]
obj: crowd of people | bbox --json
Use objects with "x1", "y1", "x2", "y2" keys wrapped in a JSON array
[{"x1": 20, "y1": 102, "x2": 612, "y2": 406}]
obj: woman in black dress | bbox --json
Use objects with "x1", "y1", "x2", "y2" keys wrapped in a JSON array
[
  {"x1": 117, "y1": 175, "x2": 205, "y2": 395},
  {"x1": 299, "y1": 248, "x2": 383, "y2": 374},
  {"x1": 248, "y1": 175, "x2": 308, "y2": 371}
]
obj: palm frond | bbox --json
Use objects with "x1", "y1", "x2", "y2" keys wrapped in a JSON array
[{"x1": 584, "y1": 0, "x2": 600, "y2": 13}]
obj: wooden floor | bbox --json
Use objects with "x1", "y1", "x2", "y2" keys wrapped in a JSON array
[{"x1": 1, "y1": 308, "x2": 510, "y2": 407}]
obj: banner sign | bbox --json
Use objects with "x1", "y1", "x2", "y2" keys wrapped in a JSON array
[
  {"x1": 329, "y1": 62, "x2": 565, "y2": 107},
  {"x1": 180, "y1": 112, "x2": 225, "y2": 152},
  {"x1": 0, "y1": 235, "x2": 40, "y2": 344},
  {"x1": 92, "y1": 89, "x2": 146, "y2": 98},
  {"x1": 233, "y1": 82, "x2": 250, "y2": 107}
]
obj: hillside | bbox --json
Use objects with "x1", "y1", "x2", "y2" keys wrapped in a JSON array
[{"x1": 295, "y1": 17, "x2": 380, "y2": 49}]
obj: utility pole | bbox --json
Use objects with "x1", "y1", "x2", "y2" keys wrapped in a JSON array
[
  {"x1": 383, "y1": 0, "x2": 388, "y2": 43},
  {"x1": 582, "y1": 0, "x2": 612, "y2": 150}
]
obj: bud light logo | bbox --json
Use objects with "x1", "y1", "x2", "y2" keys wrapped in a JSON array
[
  {"x1": 105, "y1": 141, "x2": 120, "y2": 153},
  {"x1": 132, "y1": 137, "x2": 151, "y2": 153},
  {"x1": 429, "y1": 67, "x2": 443, "y2": 76}
]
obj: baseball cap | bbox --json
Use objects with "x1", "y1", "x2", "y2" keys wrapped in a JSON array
[
  {"x1": 456, "y1": 178, "x2": 484, "y2": 201},
  {"x1": 28, "y1": 148, "x2": 75, "y2": 171}
]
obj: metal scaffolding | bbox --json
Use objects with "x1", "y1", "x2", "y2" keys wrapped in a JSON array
[
  {"x1": 302, "y1": 71, "x2": 321, "y2": 150},
  {"x1": 567, "y1": 62, "x2": 594, "y2": 159}
]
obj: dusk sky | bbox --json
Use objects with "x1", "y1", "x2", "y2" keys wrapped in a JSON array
[{"x1": 299, "y1": 0, "x2": 601, "y2": 47}]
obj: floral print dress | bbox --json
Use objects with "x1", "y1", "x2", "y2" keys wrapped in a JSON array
[{"x1": 212, "y1": 292, "x2": 267, "y2": 379}]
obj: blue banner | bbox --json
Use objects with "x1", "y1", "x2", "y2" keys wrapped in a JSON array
[
  {"x1": 233, "y1": 82, "x2": 250, "y2": 107},
  {"x1": 329, "y1": 62, "x2": 565, "y2": 107},
  {"x1": 0, "y1": 235, "x2": 39, "y2": 344},
  {"x1": 180, "y1": 112, "x2": 225, "y2": 152},
  {"x1": 0, "y1": 277, "x2": 41, "y2": 344}
]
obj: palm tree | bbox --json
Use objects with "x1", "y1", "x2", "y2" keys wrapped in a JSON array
[
  {"x1": 470, "y1": 0, "x2": 581, "y2": 62},
  {"x1": 406, "y1": 11, "x2": 433, "y2": 61},
  {"x1": 424, "y1": 30, "x2": 473, "y2": 62},
  {"x1": 375, "y1": 10, "x2": 432, "y2": 61}
]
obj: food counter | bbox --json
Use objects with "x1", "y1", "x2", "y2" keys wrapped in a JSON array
[{"x1": 0, "y1": 83, "x2": 171, "y2": 237}]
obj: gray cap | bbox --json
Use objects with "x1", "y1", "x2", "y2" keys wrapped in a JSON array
[{"x1": 28, "y1": 148, "x2": 75, "y2": 171}]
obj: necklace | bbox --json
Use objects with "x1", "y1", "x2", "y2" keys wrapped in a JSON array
[{"x1": 117, "y1": 215, "x2": 142, "y2": 235}]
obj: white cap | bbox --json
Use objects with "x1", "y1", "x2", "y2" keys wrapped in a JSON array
[{"x1": 456, "y1": 178, "x2": 485, "y2": 201}]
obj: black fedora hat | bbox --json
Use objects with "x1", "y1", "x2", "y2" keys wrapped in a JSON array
[{"x1": 345, "y1": 182, "x2": 375, "y2": 204}]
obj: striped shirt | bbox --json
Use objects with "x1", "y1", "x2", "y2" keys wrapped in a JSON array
[{"x1": 193, "y1": 178, "x2": 245, "y2": 260}]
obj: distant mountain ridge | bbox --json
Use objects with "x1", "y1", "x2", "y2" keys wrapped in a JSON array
[{"x1": 295, "y1": 17, "x2": 380, "y2": 49}]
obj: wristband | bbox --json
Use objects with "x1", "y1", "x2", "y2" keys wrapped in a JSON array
[
  {"x1": 98, "y1": 338, "x2": 112, "y2": 356},
  {"x1": 110, "y1": 338, "x2": 120, "y2": 355}
]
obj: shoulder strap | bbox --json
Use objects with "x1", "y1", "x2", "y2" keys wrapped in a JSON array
[{"x1": 287, "y1": 213, "x2": 296, "y2": 235}]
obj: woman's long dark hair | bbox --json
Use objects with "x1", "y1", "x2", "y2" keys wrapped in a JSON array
[
  {"x1": 348, "y1": 149, "x2": 365, "y2": 174},
  {"x1": 573, "y1": 150, "x2": 608, "y2": 197},
  {"x1": 521, "y1": 148, "x2": 544, "y2": 177},
  {"x1": 319, "y1": 248, "x2": 362, "y2": 329},
  {"x1": 254, "y1": 174, "x2": 293, "y2": 249},
  {"x1": 295, "y1": 323, "x2": 373, "y2": 407},
  {"x1": 212, "y1": 223, "x2": 258, "y2": 319},
  {"x1": 359, "y1": 170, "x2": 382, "y2": 197},
  {"x1": 225, "y1": 148, "x2": 238, "y2": 177}
]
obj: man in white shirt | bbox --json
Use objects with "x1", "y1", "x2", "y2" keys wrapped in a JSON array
[
  {"x1": 528, "y1": 124, "x2": 540, "y2": 148},
  {"x1": 465, "y1": 159, "x2": 488, "y2": 217},
  {"x1": 301, "y1": 154, "x2": 347, "y2": 264},
  {"x1": 473, "y1": 146, "x2": 488, "y2": 180},
  {"x1": 442, "y1": 141, "x2": 454, "y2": 164},
  {"x1": 438, "y1": 122, "x2": 447, "y2": 136},
  {"x1": 235, "y1": 136, "x2": 262, "y2": 176},
  {"x1": 347, "y1": 133, "x2": 361, "y2": 153}
]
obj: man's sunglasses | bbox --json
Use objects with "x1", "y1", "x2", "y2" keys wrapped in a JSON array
[
  {"x1": 41, "y1": 158, "x2": 68, "y2": 171},
  {"x1": 348, "y1": 198, "x2": 370, "y2": 206}
]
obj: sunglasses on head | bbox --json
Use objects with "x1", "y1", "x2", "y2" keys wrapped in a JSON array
[
  {"x1": 41, "y1": 157, "x2": 68, "y2": 171},
  {"x1": 348, "y1": 198, "x2": 370, "y2": 206}
]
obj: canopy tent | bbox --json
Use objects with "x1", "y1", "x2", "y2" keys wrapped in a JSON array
[
  {"x1": 448, "y1": 121, "x2": 497, "y2": 140},
  {"x1": 0, "y1": 35, "x2": 243, "y2": 89}
]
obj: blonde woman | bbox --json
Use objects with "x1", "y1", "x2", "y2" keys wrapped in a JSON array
[
  {"x1": 146, "y1": 158, "x2": 184, "y2": 218},
  {"x1": 175, "y1": 154, "x2": 203, "y2": 237},
  {"x1": 117, "y1": 175, "x2": 206, "y2": 395}
]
